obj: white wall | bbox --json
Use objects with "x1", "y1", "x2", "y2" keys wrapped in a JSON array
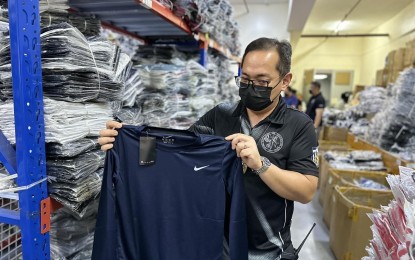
[{"x1": 233, "y1": 3, "x2": 290, "y2": 52}]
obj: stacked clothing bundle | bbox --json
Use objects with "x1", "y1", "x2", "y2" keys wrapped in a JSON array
[
  {"x1": 101, "y1": 27, "x2": 143, "y2": 58},
  {"x1": 0, "y1": 0, "x2": 100, "y2": 37},
  {"x1": 324, "y1": 150, "x2": 386, "y2": 171},
  {"x1": 213, "y1": 54, "x2": 238, "y2": 104},
  {"x1": 0, "y1": 98, "x2": 112, "y2": 144},
  {"x1": 349, "y1": 118, "x2": 371, "y2": 137},
  {"x1": 188, "y1": 59, "x2": 218, "y2": 117},
  {"x1": 356, "y1": 86, "x2": 387, "y2": 114},
  {"x1": 365, "y1": 68, "x2": 415, "y2": 151},
  {"x1": 50, "y1": 199, "x2": 99, "y2": 259},
  {"x1": 133, "y1": 45, "x2": 190, "y2": 65},
  {"x1": 171, "y1": 0, "x2": 241, "y2": 55},
  {"x1": 0, "y1": 23, "x2": 132, "y2": 101},
  {"x1": 322, "y1": 108, "x2": 357, "y2": 128},
  {"x1": 364, "y1": 166, "x2": 415, "y2": 259}
]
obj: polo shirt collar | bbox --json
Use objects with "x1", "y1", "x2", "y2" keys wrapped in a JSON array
[{"x1": 231, "y1": 96, "x2": 287, "y2": 125}]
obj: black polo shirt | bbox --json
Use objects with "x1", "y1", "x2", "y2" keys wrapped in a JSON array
[
  {"x1": 189, "y1": 97, "x2": 319, "y2": 258},
  {"x1": 305, "y1": 93, "x2": 325, "y2": 126}
]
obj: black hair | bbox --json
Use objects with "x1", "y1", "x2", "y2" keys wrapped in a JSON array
[
  {"x1": 311, "y1": 81, "x2": 321, "y2": 89},
  {"x1": 241, "y1": 37, "x2": 292, "y2": 77}
]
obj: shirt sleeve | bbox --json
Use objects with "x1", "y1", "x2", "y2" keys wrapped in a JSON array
[
  {"x1": 286, "y1": 120, "x2": 319, "y2": 177},
  {"x1": 222, "y1": 144, "x2": 248, "y2": 260},
  {"x1": 188, "y1": 106, "x2": 217, "y2": 135},
  {"x1": 92, "y1": 150, "x2": 119, "y2": 260},
  {"x1": 315, "y1": 97, "x2": 325, "y2": 109}
]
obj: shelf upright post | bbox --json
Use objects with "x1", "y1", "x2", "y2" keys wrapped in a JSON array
[
  {"x1": 8, "y1": 0, "x2": 50, "y2": 259},
  {"x1": 199, "y1": 36, "x2": 208, "y2": 67}
]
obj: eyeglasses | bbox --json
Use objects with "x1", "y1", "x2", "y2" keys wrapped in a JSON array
[{"x1": 234, "y1": 76, "x2": 280, "y2": 92}]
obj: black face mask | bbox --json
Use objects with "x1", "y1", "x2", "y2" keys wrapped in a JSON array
[{"x1": 239, "y1": 78, "x2": 282, "y2": 111}]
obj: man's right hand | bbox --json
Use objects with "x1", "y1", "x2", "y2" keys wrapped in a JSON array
[{"x1": 98, "y1": 121, "x2": 123, "y2": 151}]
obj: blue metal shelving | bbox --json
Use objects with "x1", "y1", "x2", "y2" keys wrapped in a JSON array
[{"x1": 0, "y1": 0, "x2": 50, "y2": 259}]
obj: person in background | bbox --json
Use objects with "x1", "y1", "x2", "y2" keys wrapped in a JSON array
[
  {"x1": 99, "y1": 37, "x2": 319, "y2": 259},
  {"x1": 305, "y1": 81, "x2": 325, "y2": 138},
  {"x1": 283, "y1": 86, "x2": 299, "y2": 108}
]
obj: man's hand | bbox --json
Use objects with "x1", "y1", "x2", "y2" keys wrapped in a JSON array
[
  {"x1": 98, "y1": 121, "x2": 123, "y2": 151},
  {"x1": 225, "y1": 133, "x2": 262, "y2": 170}
]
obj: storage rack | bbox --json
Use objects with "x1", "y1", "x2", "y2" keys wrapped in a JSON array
[
  {"x1": 0, "y1": 0, "x2": 50, "y2": 259},
  {"x1": 0, "y1": 0, "x2": 241, "y2": 259},
  {"x1": 68, "y1": 0, "x2": 241, "y2": 66}
]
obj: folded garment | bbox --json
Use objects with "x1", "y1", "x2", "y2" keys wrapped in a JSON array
[{"x1": 0, "y1": 98, "x2": 112, "y2": 144}]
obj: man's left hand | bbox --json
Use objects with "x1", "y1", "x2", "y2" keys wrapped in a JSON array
[{"x1": 225, "y1": 133, "x2": 262, "y2": 170}]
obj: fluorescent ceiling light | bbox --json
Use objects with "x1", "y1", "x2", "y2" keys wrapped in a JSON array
[
  {"x1": 334, "y1": 20, "x2": 350, "y2": 33},
  {"x1": 314, "y1": 74, "x2": 328, "y2": 80}
]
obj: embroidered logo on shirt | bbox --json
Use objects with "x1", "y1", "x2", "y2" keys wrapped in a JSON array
[
  {"x1": 312, "y1": 147, "x2": 319, "y2": 168},
  {"x1": 260, "y1": 132, "x2": 283, "y2": 153},
  {"x1": 194, "y1": 165, "x2": 210, "y2": 171}
]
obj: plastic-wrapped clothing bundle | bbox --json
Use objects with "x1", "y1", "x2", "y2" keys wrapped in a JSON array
[
  {"x1": 49, "y1": 168, "x2": 103, "y2": 219},
  {"x1": 0, "y1": 165, "x2": 14, "y2": 190},
  {"x1": 352, "y1": 178, "x2": 389, "y2": 190},
  {"x1": 0, "y1": 0, "x2": 68, "y2": 13},
  {"x1": 47, "y1": 150, "x2": 104, "y2": 182},
  {"x1": 50, "y1": 198, "x2": 99, "y2": 259},
  {"x1": 133, "y1": 45, "x2": 189, "y2": 65},
  {"x1": 171, "y1": 0, "x2": 241, "y2": 55},
  {"x1": 0, "y1": 23, "x2": 131, "y2": 102},
  {"x1": 0, "y1": 97, "x2": 112, "y2": 144},
  {"x1": 365, "y1": 68, "x2": 415, "y2": 151},
  {"x1": 349, "y1": 118, "x2": 370, "y2": 137},
  {"x1": 46, "y1": 138, "x2": 99, "y2": 158},
  {"x1": 390, "y1": 136, "x2": 415, "y2": 161},
  {"x1": 357, "y1": 86, "x2": 387, "y2": 114},
  {"x1": 122, "y1": 69, "x2": 144, "y2": 107},
  {"x1": 324, "y1": 150, "x2": 386, "y2": 171},
  {"x1": 41, "y1": 11, "x2": 101, "y2": 37},
  {"x1": 101, "y1": 28, "x2": 143, "y2": 58}
]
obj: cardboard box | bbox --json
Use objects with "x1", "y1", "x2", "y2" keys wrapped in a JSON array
[
  {"x1": 322, "y1": 169, "x2": 388, "y2": 229},
  {"x1": 385, "y1": 50, "x2": 396, "y2": 69},
  {"x1": 393, "y1": 48, "x2": 405, "y2": 70},
  {"x1": 375, "y1": 69, "x2": 388, "y2": 87},
  {"x1": 319, "y1": 140, "x2": 349, "y2": 153},
  {"x1": 322, "y1": 126, "x2": 348, "y2": 142},
  {"x1": 318, "y1": 156, "x2": 332, "y2": 205},
  {"x1": 329, "y1": 187, "x2": 393, "y2": 260}
]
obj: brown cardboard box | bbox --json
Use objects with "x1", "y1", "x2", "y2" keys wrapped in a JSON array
[
  {"x1": 322, "y1": 126, "x2": 348, "y2": 142},
  {"x1": 393, "y1": 48, "x2": 405, "y2": 70},
  {"x1": 322, "y1": 169, "x2": 388, "y2": 229},
  {"x1": 318, "y1": 156, "x2": 330, "y2": 205},
  {"x1": 375, "y1": 69, "x2": 388, "y2": 87},
  {"x1": 385, "y1": 50, "x2": 396, "y2": 69},
  {"x1": 329, "y1": 187, "x2": 393, "y2": 260},
  {"x1": 404, "y1": 42, "x2": 413, "y2": 67}
]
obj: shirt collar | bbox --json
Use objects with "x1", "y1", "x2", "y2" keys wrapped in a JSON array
[{"x1": 231, "y1": 96, "x2": 287, "y2": 125}]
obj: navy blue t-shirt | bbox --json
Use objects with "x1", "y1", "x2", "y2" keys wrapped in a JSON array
[{"x1": 92, "y1": 125, "x2": 248, "y2": 260}]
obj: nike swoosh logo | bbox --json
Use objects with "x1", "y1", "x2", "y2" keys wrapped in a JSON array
[{"x1": 194, "y1": 165, "x2": 210, "y2": 171}]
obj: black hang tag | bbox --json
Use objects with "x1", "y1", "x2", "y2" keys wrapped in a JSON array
[{"x1": 139, "y1": 136, "x2": 156, "y2": 166}]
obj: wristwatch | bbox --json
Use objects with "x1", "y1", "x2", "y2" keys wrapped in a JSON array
[{"x1": 252, "y1": 156, "x2": 271, "y2": 175}]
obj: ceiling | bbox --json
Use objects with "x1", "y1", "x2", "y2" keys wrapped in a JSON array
[
  {"x1": 229, "y1": 0, "x2": 288, "y2": 5},
  {"x1": 301, "y1": 0, "x2": 414, "y2": 35},
  {"x1": 229, "y1": 0, "x2": 414, "y2": 35}
]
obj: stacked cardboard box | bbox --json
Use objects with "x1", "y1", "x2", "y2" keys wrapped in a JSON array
[
  {"x1": 404, "y1": 39, "x2": 415, "y2": 68},
  {"x1": 329, "y1": 187, "x2": 393, "y2": 260}
]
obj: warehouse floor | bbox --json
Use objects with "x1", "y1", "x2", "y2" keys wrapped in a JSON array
[{"x1": 291, "y1": 192, "x2": 336, "y2": 260}]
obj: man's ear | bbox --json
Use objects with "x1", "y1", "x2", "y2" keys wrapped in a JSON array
[{"x1": 281, "y1": 73, "x2": 293, "y2": 91}]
